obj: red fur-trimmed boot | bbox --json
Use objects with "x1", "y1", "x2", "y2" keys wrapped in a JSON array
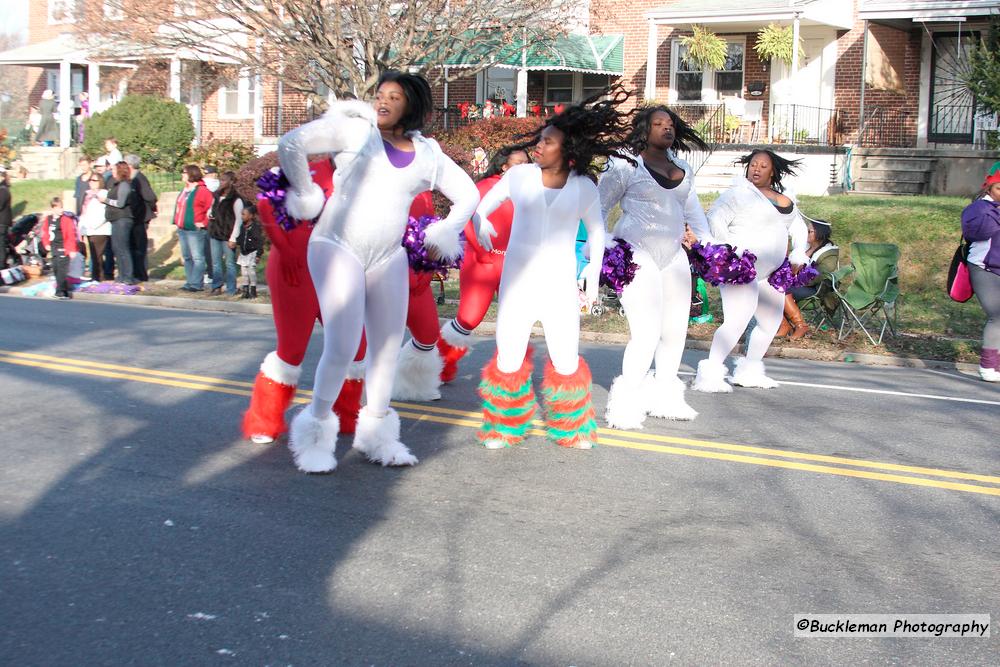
[
  {"x1": 477, "y1": 347, "x2": 537, "y2": 449},
  {"x1": 438, "y1": 319, "x2": 471, "y2": 383},
  {"x1": 242, "y1": 351, "x2": 301, "y2": 444},
  {"x1": 333, "y1": 360, "x2": 365, "y2": 434},
  {"x1": 541, "y1": 357, "x2": 598, "y2": 449}
]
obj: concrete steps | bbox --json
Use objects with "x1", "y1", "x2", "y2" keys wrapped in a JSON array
[
  {"x1": 15, "y1": 146, "x2": 82, "y2": 180},
  {"x1": 851, "y1": 155, "x2": 935, "y2": 196}
]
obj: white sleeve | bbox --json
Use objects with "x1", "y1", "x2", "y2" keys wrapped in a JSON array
[
  {"x1": 786, "y1": 207, "x2": 809, "y2": 266},
  {"x1": 581, "y1": 185, "x2": 606, "y2": 302},
  {"x1": 706, "y1": 192, "x2": 736, "y2": 245},
  {"x1": 597, "y1": 159, "x2": 629, "y2": 221},
  {"x1": 474, "y1": 169, "x2": 512, "y2": 223},
  {"x1": 683, "y1": 181, "x2": 712, "y2": 243},
  {"x1": 422, "y1": 146, "x2": 480, "y2": 261},
  {"x1": 229, "y1": 199, "x2": 244, "y2": 243},
  {"x1": 277, "y1": 100, "x2": 373, "y2": 220}
]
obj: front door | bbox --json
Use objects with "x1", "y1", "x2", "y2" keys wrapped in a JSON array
[{"x1": 928, "y1": 33, "x2": 978, "y2": 144}]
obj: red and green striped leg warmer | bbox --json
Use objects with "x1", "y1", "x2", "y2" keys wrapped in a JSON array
[
  {"x1": 541, "y1": 357, "x2": 598, "y2": 449},
  {"x1": 477, "y1": 349, "x2": 537, "y2": 447}
]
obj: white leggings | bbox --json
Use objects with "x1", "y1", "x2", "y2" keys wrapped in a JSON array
[
  {"x1": 618, "y1": 247, "x2": 692, "y2": 383},
  {"x1": 495, "y1": 276, "x2": 580, "y2": 376},
  {"x1": 307, "y1": 239, "x2": 408, "y2": 419},
  {"x1": 708, "y1": 279, "x2": 785, "y2": 364}
]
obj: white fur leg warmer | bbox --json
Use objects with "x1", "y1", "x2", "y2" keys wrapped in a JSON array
[
  {"x1": 440, "y1": 319, "x2": 472, "y2": 348},
  {"x1": 604, "y1": 375, "x2": 647, "y2": 430},
  {"x1": 353, "y1": 408, "x2": 418, "y2": 467},
  {"x1": 288, "y1": 408, "x2": 339, "y2": 473},
  {"x1": 391, "y1": 342, "x2": 444, "y2": 401},
  {"x1": 644, "y1": 373, "x2": 698, "y2": 421},
  {"x1": 730, "y1": 357, "x2": 778, "y2": 389},
  {"x1": 691, "y1": 359, "x2": 733, "y2": 393},
  {"x1": 260, "y1": 351, "x2": 303, "y2": 386}
]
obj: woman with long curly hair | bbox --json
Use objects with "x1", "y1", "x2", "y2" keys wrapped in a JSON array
[
  {"x1": 692, "y1": 149, "x2": 808, "y2": 392},
  {"x1": 473, "y1": 87, "x2": 635, "y2": 450},
  {"x1": 598, "y1": 105, "x2": 711, "y2": 429}
]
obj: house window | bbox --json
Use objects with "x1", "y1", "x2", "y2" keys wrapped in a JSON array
[
  {"x1": 544, "y1": 73, "x2": 574, "y2": 104},
  {"x1": 48, "y1": 0, "x2": 77, "y2": 24},
  {"x1": 103, "y1": 0, "x2": 124, "y2": 20},
  {"x1": 671, "y1": 37, "x2": 746, "y2": 103},
  {"x1": 218, "y1": 70, "x2": 256, "y2": 118},
  {"x1": 581, "y1": 73, "x2": 610, "y2": 100}
]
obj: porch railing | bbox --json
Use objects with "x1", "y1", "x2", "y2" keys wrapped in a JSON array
[
  {"x1": 260, "y1": 103, "x2": 319, "y2": 137},
  {"x1": 858, "y1": 105, "x2": 917, "y2": 148},
  {"x1": 671, "y1": 103, "x2": 727, "y2": 174},
  {"x1": 770, "y1": 104, "x2": 840, "y2": 146}
]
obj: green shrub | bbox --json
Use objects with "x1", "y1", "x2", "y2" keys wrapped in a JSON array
[
  {"x1": 187, "y1": 138, "x2": 257, "y2": 174},
  {"x1": 82, "y1": 95, "x2": 194, "y2": 171}
]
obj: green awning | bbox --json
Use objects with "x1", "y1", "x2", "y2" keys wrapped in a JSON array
[{"x1": 418, "y1": 32, "x2": 624, "y2": 75}]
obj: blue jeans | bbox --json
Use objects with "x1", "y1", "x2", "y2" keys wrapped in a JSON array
[
  {"x1": 177, "y1": 228, "x2": 208, "y2": 290},
  {"x1": 209, "y1": 237, "x2": 238, "y2": 294}
]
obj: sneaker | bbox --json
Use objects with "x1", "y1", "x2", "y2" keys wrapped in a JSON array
[{"x1": 979, "y1": 366, "x2": 1000, "y2": 383}]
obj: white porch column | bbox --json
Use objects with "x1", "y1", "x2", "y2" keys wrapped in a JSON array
[
  {"x1": 169, "y1": 57, "x2": 182, "y2": 102},
  {"x1": 58, "y1": 59, "x2": 72, "y2": 148},
  {"x1": 791, "y1": 14, "x2": 800, "y2": 79},
  {"x1": 443, "y1": 66, "x2": 450, "y2": 129},
  {"x1": 516, "y1": 69, "x2": 528, "y2": 117},
  {"x1": 645, "y1": 20, "x2": 659, "y2": 101},
  {"x1": 87, "y1": 62, "x2": 99, "y2": 114}
]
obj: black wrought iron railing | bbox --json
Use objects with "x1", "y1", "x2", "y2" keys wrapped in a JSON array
[
  {"x1": 770, "y1": 104, "x2": 840, "y2": 146},
  {"x1": 929, "y1": 103, "x2": 975, "y2": 144},
  {"x1": 261, "y1": 103, "x2": 319, "y2": 137},
  {"x1": 858, "y1": 105, "x2": 917, "y2": 148}
]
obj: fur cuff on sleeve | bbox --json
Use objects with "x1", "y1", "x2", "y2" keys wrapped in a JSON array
[
  {"x1": 788, "y1": 249, "x2": 810, "y2": 267},
  {"x1": 284, "y1": 182, "x2": 326, "y2": 221},
  {"x1": 422, "y1": 221, "x2": 464, "y2": 261}
]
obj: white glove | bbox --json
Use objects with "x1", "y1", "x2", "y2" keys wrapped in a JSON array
[
  {"x1": 284, "y1": 182, "x2": 325, "y2": 222},
  {"x1": 476, "y1": 218, "x2": 497, "y2": 252}
]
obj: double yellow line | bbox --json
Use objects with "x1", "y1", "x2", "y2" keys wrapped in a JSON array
[{"x1": 2, "y1": 348, "x2": 999, "y2": 497}]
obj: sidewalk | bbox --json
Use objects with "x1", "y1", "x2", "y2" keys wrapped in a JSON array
[{"x1": 0, "y1": 277, "x2": 980, "y2": 374}]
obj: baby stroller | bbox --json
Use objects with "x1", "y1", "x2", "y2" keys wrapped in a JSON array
[
  {"x1": 575, "y1": 223, "x2": 625, "y2": 318},
  {"x1": 5, "y1": 214, "x2": 45, "y2": 268}
]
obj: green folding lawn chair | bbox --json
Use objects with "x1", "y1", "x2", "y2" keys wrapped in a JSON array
[
  {"x1": 797, "y1": 276, "x2": 840, "y2": 332},
  {"x1": 829, "y1": 242, "x2": 900, "y2": 345}
]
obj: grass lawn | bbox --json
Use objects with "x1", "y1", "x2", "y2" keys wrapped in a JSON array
[{"x1": 8, "y1": 179, "x2": 75, "y2": 218}]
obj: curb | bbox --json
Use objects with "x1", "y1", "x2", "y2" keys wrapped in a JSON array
[{"x1": 1, "y1": 281, "x2": 979, "y2": 374}]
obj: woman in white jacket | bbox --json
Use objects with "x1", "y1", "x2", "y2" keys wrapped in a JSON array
[
  {"x1": 598, "y1": 106, "x2": 711, "y2": 429},
  {"x1": 278, "y1": 71, "x2": 479, "y2": 473},
  {"x1": 77, "y1": 173, "x2": 110, "y2": 281},
  {"x1": 474, "y1": 91, "x2": 634, "y2": 450},
  {"x1": 692, "y1": 149, "x2": 808, "y2": 392}
]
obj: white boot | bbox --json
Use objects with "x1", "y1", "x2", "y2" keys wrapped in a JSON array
[
  {"x1": 353, "y1": 407, "x2": 418, "y2": 466},
  {"x1": 288, "y1": 408, "x2": 339, "y2": 473},
  {"x1": 644, "y1": 372, "x2": 698, "y2": 420},
  {"x1": 730, "y1": 357, "x2": 779, "y2": 389},
  {"x1": 691, "y1": 359, "x2": 733, "y2": 393},
  {"x1": 605, "y1": 375, "x2": 647, "y2": 430},
  {"x1": 391, "y1": 340, "x2": 444, "y2": 401},
  {"x1": 979, "y1": 366, "x2": 1000, "y2": 382}
]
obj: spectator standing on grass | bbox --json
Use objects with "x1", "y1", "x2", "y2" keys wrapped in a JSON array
[
  {"x1": 962, "y1": 161, "x2": 1000, "y2": 383},
  {"x1": 126, "y1": 154, "x2": 157, "y2": 282},
  {"x1": 0, "y1": 167, "x2": 11, "y2": 268},
  {"x1": 208, "y1": 170, "x2": 242, "y2": 295},
  {"x1": 100, "y1": 161, "x2": 139, "y2": 285},
  {"x1": 36, "y1": 91, "x2": 58, "y2": 146},
  {"x1": 73, "y1": 157, "x2": 92, "y2": 215},
  {"x1": 201, "y1": 166, "x2": 220, "y2": 287},
  {"x1": 173, "y1": 164, "x2": 214, "y2": 292},
  {"x1": 78, "y1": 171, "x2": 111, "y2": 281}
]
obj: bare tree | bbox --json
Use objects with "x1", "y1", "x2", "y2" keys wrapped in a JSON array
[{"x1": 77, "y1": 0, "x2": 591, "y2": 100}]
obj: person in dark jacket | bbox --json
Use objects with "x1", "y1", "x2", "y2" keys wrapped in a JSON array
[
  {"x1": 73, "y1": 157, "x2": 92, "y2": 216},
  {"x1": 126, "y1": 154, "x2": 157, "y2": 281},
  {"x1": 41, "y1": 197, "x2": 80, "y2": 298},
  {"x1": 100, "y1": 161, "x2": 139, "y2": 285},
  {"x1": 961, "y1": 161, "x2": 1000, "y2": 382},
  {"x1": 0, "y1": 167, "x2": 11, "y2": 268},
  {"x1": 208, "y1": 170, "x2": 242, "y2": 295}
]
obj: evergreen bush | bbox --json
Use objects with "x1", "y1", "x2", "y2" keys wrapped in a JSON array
[{"x1": 82, "y1": 95, "x2": 194, "y2": 171}]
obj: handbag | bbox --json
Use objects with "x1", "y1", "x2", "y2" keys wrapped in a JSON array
[{"x1": 946, "y1": 239, "x2": 974, "y2": 303}]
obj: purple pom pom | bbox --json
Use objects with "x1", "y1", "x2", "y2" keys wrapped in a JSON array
[
  {"x1": 402, "y1": 215, "x2": 464, "y2": 274},
  {"x1": 77, "y1": 281, "x2": 142, "y2": 295},
  {"x1": 689, "y1": 242, "x2": 757, "y2": 286},
  {"x1": 599, "y1": 238, "x2": 639, "y2": 295},
  {"x1": 767, "y1": 259, "x2": 819, "y2": 293},
  {"x1": 256, "y1": 168, "x2": 317, "y2": 231}
]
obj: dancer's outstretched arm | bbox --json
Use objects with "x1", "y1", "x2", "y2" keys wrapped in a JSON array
[
  {"x1": 580, "y1": 189, "x2": 606, "y2": 305},
  {"x1": 422, "y1": 142, "x2": 480, "y2": 261},
  {"x1": 471, "y1": 171, "x2": 512, "y2": 252}
]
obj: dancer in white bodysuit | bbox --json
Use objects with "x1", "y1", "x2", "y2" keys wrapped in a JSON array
[
  {"x1": 279, "y1": 71, "x2": 479, "y2": 473},
  {"x1": 598, "y1": 106, "x2": 711, "y2": 429},
  {"x1": 692, "y1": 149, "x2": 808, "y2": 392},
  {"x1": 474, "y1": 91, "x2": 635, "y2": 450}
]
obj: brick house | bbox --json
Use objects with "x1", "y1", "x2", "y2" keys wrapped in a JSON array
[{"x1": 2, "y1": 0, "x2": 996, "y2": 193}]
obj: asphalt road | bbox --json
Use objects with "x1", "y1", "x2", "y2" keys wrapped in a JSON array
[{"x1": 1, "y1": 296, "x2": 997, "y2": 665}]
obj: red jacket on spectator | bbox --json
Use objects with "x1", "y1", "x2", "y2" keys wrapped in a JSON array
[{"x1": 173, "y1": 181, "x2": 214, "y2": 231}]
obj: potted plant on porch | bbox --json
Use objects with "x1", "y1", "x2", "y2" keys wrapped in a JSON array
[
  {"x1": 754, "y1": 23, "x2": 805, "y2": 69},
  {"x1": 679, "y1": 25, "x2": 728, "y2": 71}
]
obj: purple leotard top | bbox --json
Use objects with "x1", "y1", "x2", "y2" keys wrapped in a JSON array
[{"x1": 383, "y1": 140, "x2": 415, "y2": 168}]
